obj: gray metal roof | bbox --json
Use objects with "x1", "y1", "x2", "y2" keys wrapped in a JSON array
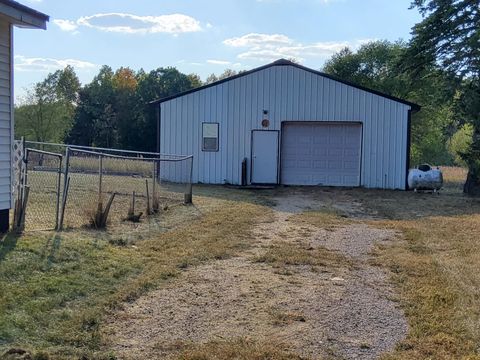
[{"x1": 150, "y1": 59, "x2": 421, "y2": 111}]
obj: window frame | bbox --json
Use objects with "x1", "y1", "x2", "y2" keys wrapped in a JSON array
[{"x1": 201, "y1": 122, "x2": 219, "y2": 152}]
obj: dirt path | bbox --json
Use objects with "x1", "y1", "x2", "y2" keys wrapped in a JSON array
[{"x1": 105, "y1": 191, "x2": 407, "y2": 359}]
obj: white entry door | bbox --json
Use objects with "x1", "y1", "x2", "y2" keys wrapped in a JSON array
[
  {"x1": 251, "y1": 130, "x2": 279, "y2": 184},
  {"x1": 281, "y1": 122, "x2": 362, "y2": 186}
]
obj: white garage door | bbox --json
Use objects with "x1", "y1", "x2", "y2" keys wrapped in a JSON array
[{"x1": 281, "y1": 122, "x2": 362, "y2": 186}]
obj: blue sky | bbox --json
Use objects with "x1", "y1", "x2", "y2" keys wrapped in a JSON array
[{"x1": 14, "y1": 0, "x2": 422, "y2": 99}]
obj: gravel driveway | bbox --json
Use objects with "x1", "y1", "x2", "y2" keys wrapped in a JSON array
[{"x1": 105, "y1": 189, "x2": 407, "y2": 359}]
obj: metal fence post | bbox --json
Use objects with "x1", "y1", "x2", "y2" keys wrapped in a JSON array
[
  {"x1": 59, "y1": 148, "x2": 71, "y2": 230},
  {"x1": 152, "y1": 160, "x2": 157, "y2": 207},
  {"x1": 58, "y1": 176, "x2": 70, "y2": 231},
  {"x1": 184, "y1": 156, "x2": 193, "y2": 204},
  {"x1": 54, "y1": 156, "x2": 63, "y2": 230},
  {"x1": 98, "y1": 154, "x2": 103, "y2": 213}
]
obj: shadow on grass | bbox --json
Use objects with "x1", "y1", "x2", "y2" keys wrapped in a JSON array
[
  {"x1": 0, "y1": 231, "x2": 64, "y2": 268},
  {"x1": 0, "y1": 232, "x2": 19, "y2": 263},
  {"x1": 43, "y1": 233, "x2": 62, "y2": 269}
]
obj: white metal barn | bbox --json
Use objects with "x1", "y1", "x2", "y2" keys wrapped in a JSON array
[
  {"x1": 152, "y1": 59, "x2": 420, "y2": 190},
  {"x1": 0, "y1": 0, "x2": 48, "y2": 232}
]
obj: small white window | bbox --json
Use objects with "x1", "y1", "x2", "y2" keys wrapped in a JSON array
[{"x1": 202, "y1": 123, "x2": 219, "y2": 151}]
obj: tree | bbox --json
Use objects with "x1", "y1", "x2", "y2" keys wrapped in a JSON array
[
  {"x1": 408, "y1": 0, "x2": 480, "y2": 194},
  {"x1": 112, "y1": 67, "x2": 139, "y2": 149},
  {"x1": 67, "y1": 66, "x2": 117, "y2": 147},
  {"x1": 323, "y1": 40, "x2": 458, "y2": 165},
  {"x1": 448, "y1": 123, "x2": 473, "y2": 166},
  {"x1": 135, "y1": 68, "x2": 201, "y2": 151},
  {"x1": 15, "y1": 66, "x2": 80, "y2": 142},
  {"x1": 205, "y1": 69, "x2": 238, "y2": 84},
  {"x1": 64, "y1": 65, "x2": 202, "y2": 151}
]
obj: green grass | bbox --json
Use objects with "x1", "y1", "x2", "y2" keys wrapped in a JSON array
[
  {"x1": 0, "y1": 231, "x2": 143, "y2": 356},
  {"x1": 0, "y1": 194, "x2": 272, "y2": 359}
]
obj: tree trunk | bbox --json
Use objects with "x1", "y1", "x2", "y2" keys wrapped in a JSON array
[
  {"x1": 464, "y1": 170, "x2": 480, "y2": 195},
  {"x1": 463, "y1": 124, "x2": 480, "y2": 195}
]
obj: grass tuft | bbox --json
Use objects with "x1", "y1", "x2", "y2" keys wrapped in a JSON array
[
  {"x1": 269, "y1": 308, "x2": 306, "y2": 326},
  {"x1": 256, "y1": 241, "x2": 350, "y2": 270}
]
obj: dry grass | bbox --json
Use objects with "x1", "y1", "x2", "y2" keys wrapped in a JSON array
[
  {"x1": 357, "y1": 166, "x2": 480, "y2": 359},
  {"x1": 256, "y1": 241, "x2": 350, "y2": 271},
  {"x1": 268, "y1": 308, "x2": 306, "y2": 326},
  {"x1": 374, "y1": 215, "x2": 480, "y2": 359},
  {"x1": 289, "y1": 209, "x2": 351, "y2": 230},
  {"x1": 440, "y1": 166, "x2": 468, "y2": 187},
  {"x1": 176, "y1": 338, "x2": 306, "y2": 360},
  {"x1": 69, "y1": 155, "x2": 154, "y2": 176}
]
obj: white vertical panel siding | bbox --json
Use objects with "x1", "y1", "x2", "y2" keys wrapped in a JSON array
[
  {"x1": 0, "y1": 20, "x2": 10, "y2": 209},
  {"x1": 160, "y1": 64, "x2": 411, "y2": 189}
]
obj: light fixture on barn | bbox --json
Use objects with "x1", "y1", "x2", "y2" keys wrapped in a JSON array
[{"x1": 262, "y1": 109, "x2": 270, "y2": 128}]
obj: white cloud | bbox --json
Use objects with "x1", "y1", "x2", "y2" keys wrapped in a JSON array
[
  {"x1": 53, "y1": 19, "x2": 78, "y2": 32},
  {"x1": 14, "y1": 55, "x2": 97, "y2": 73},
  {"x1": 53, "y1": 13, "x2": 205, "y2": 35},
  {"x1": 207, "y1": 59, "x2": 232, "y2": 65},
  {"x1": 76, "y1": 13, "x2": 202, "y2": 34},
  {"x1": 224, "y1": 33, "x2": 369, "y2": 62},
  {"x1": 223, "y1": 33, "x2": 292, "y2": 48}
]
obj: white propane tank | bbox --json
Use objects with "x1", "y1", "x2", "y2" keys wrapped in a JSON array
[{"x1": 408, "y1": 164, "x2": 443, "y2": 192}]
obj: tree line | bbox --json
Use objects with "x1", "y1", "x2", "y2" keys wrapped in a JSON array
[
  {"x1": 14, "y1": 0, "x2": 479, "y2": 193},
  {"x1": 15, "y1": 66, "x2": 239, "y2": 152}
]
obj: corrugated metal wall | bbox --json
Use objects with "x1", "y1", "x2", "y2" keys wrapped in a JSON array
[
  {"x1": 159, "y1": 64, "x2": 411, "y2": 190},
  {"x1": 0, "y1": 20, "x2": 11, "y2": 209}
]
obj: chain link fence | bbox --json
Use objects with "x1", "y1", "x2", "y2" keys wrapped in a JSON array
[
  {"x1": 13, "y1": 141, "x2": 193, "y2": 231},
  {"x1": 24, "y1": 149, "x2": 63, "y2": 230}
]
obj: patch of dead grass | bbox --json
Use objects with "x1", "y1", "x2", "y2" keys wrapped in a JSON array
[
  {"x1": 175, "y1": 338, "x2": 307, "y2": 360},
  {"x1": 289, "y1": 209, "x2": 351, "y2": 230},
  {"x1": 255, "y1": 209, "x2": 352, "y2": 272},
  {"x1": 268, "y1": 308, "x2": 306, "y2": 326},
  {"x1": 440, "y1": 166, "x2": 468, "y2": 186},
  {"x1": 255, "y1": 241, "x2": 350, "y2": 270}
]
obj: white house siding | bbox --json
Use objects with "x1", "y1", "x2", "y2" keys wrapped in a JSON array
[
  {"x1": 0, "y1": 19, "x2": 10, "y2": 210},
  {"x1": 159, "y1": 65, "x2": 411, "y2": 190}
]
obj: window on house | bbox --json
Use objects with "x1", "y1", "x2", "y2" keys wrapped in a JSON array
[{"x1": 202, "y1": 123, "x2": 219, "y2": 151}]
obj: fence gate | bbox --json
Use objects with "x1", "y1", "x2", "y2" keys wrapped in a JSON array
[{"x1": 24, "y1": 149, "x2": 63, "y2": 230}]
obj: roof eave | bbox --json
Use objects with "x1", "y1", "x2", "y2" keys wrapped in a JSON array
[{"x1": 0, "y1": 0, "x2": 49, "y2": 29}]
